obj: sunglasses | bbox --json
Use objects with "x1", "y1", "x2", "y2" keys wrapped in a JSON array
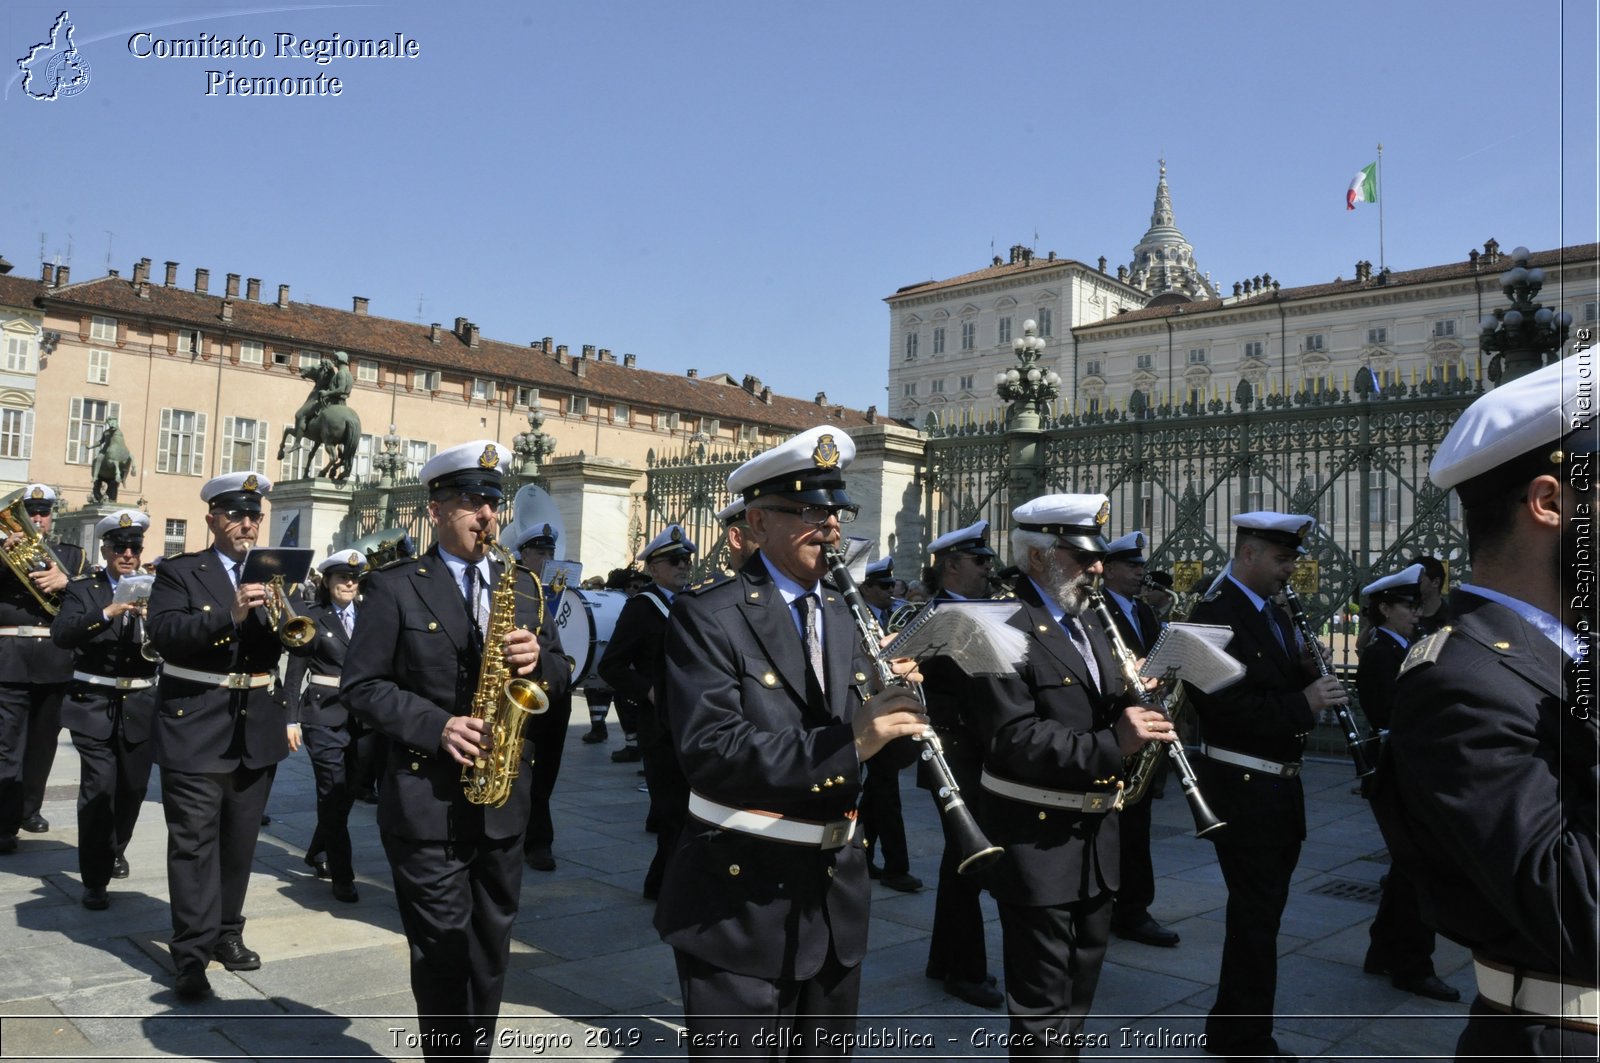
[
  {"x1": 108, "y1": 543, "x2": 144, "y2": 555},
  {"x1": 1053, "y1": 544, "x2": 1103, "y2": 566},
  {"x1": 215, "y1": 508, "x2": 262, "y2": 524},
  {"x1": 763, "y1": 503, "x2": 859, "y2": 527},
  {"x1": 655, "y1": 555, "x2": 693, "y2": 566}
]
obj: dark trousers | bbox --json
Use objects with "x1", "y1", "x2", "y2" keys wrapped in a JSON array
[
  {"x1": 0, "y1": 683, "x2": 64, "y2": 835},
  {"x1": 352, "y1": 725, "x2": 385, "y2": 798},
  {"x1": 303, "y1": 722, "x2": 359, "y2": 883},
  {"x1": 160, "y1": 763, "x2": 276, "y2": 974},
  {"x1": 858, "y1": 758, "x2": 909, "y2": 875},
  {"x1": 640, "y1": 739, "x2": 688, "y2": 899},
  {"x1": 383, "y1": 831, "x2": 524, "y2": 1061},
  {"x1": 522, "y1": 700, "x2": 572, "y2": 853},
  {"x1": 1458, "y1": 999, "x2": 1598, "y2": 1061},
  {"x1": 1112, "y1": 794, "x2": 1155, "y2": 924},
  {"x1": 69, "y1": 719, "x2": 153, "y2": 890},
  {"x1": 1364, "y1": 864, "x2": 1438, "y2": 979},
  {"x1": 926, "y1": 789, "x2": 990, "y2": 983},
  {"x1": 1207, "y1": 839, "x2": 1301, "y2": 1053},
  {"x1": 997, "y1": 893, "x2": 1113, "y2": 1059},
  {"x1": 674, "y1": 944, "x2": 862, "y2": 1060}
]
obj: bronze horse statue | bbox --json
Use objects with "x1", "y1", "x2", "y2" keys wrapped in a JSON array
[
  {"x1": 277, "y1": 405, "x2": 361, "y2": 483},
  {"x1": 91, "y1": 420, "x2": 135, "y2": 503}
]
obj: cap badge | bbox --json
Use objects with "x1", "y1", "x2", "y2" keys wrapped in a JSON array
[
  {"x1": 28, "y1": 487, "x2": 43, "y2": 500},
  {"x1": 346, "y1": 552, "x2": 361, "y2": 564},
  {"x1": 541, "y1": 523, "x2": 553, "y2": 539},
  {"x1": 478, "y1": 444, "x2": 499, "y2": 469},
  {"x1": 1095, "y1": 501, "x2": 1111, "y2": 526},
  {"x1": 241, "y1": 474, "x2": 259, "y2": 492},
  {"x1": 812, "y1": 434, "x2": 841, "y2": 469},
  {"x1": 118, "y1": 513, "x2": 133, "y2": 528},
  {"x1": 670, "y1": 526, "x2": 683, "y2": 543},
  {"x1": 1297, "y1": 521, "x2": 1313, "y2": 538}
]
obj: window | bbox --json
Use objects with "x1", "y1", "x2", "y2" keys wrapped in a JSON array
[
  {"x1": 997, "y1": 317, "x2": 1012, "y2": 345},
  {"x1": 612, "y1": 403, "x2": 629, "y2": 424},
  {"x1": 734, "y1": 424, "x2": 756, "y2": 444},
  {"x1": 1583, "y1": 301, "x2": 1598, "y2": 322},
  {"x1": 471, "y1": 378, "x2": 496, "y2": 402},
  {"x1": 1136, "y1": 354, "x2": 1154, "y2": 371},
  {"x1": 659, "y1": 411, "x2": 680, "y2": 430},
  {"x1": 156, "y1": 408, "x2": 207, "y2": 476},
  {"x1": 238, "y1": 340, "x2": 264, "y2": 365},
  {"x1": 1243, "y1": 341, "x2": 1264, "y2": 360},
  {"x1": 4, "y1": 333, "x2": 35, "y2": 373},
  {"x1": 403, "y1": 440, "x2": 435, "y2": 481},
  {"x1": 163, "y1": 519, "x2": 187, "y2": 558},
  {"x1": 930, "y1": 379, "x2": 945, "y2": 394},
  {"x1": 356, "y1": 359, "x2": 379, "y2": 384},
  {"x1": 1188, "y1": 348, "x2": 1208, "y2": 365},
  {"x1": 176, "y1": 329, "x2": 203, "y2": 357},
  {"x1": 1366, "y1": 471, "x2": 1400, "y2": 527},
  {"x1": 87, "y1": 349, "x2": 110, "y2": 384},
  {"x1": 1303, "y1": 334, "x2": 1325, "y2": 352},
  {"x1": 272, "y1": 347, "x2": 292, "y2": 367},
  {"x1": 704, "y1": 418, "x2": 720, "y2": 437},
  {"x1": 1366, "y1": 327, "x2": 1388, "y2": 346},
  {"x1": 1037, "y1": 308, "x2": 1053, "y2": 337},
  {"x1": 569, "y1": 395, "x2": 589, "y2": 416},
  {"x1": 414, "y1": 369, "x2": 441, "y2": 392},
  {"x1": 903, "y1": 382, "x2": 918, "y2": 397},
  {"x1": 1432, "y1": 320, "x2": 1457, "y2": 338},
  {"x1": 0, "y1": 407, "x2": 33, "y2": 459},
  {"x1": 279, "y1": 442, "x2": 309, "y2": 481},
  {"x1": 67, "y1": 397, "x2": 120, "y2": 464},
  {"x1": 1084, "y1": 360, "x2": 1102, "y2": 377},
  {"x1": 1429, "y1": 363, "x2": 1462, "y2": 382},
  {"x1": 515, "y1": 385, "x2": 539, "y2": 408},
  {"x1": 351, "y1": 435, "x2": 376, "y2": 483},
  {"x1": 90, "y1": 315, "x2": 117, "y2": 342},
  {"x1": 961, "y1": 321, "x2": 975, "y2": 350},
  {"x1": 904, "y1": 333, "x2": 919, "y2": 361},
  {"x1": 220, "y1": 416, "x2": 268, "y2": 474},
  {"x1": 958, "y1": 374, "x2": 974, "y2": 391},
  {"x1": 1248, "y1": 475, "x2": 1267, "y2": 512},
  {"x1": 932, "y1": 327, "x2": 945, "y2": 355},
  {"x1": 1187, "y1": 387, "x2": 1205, "y2": 407}
]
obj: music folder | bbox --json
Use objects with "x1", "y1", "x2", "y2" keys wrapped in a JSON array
[
  {"x1": 238, "y1": 547, "x2": 315, "y2": 586},
  {"x1": 1142, "y1": 622, "x2": 1246, "y2": 693}
]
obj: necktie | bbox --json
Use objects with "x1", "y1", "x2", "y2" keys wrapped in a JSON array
[
  {"x1": 226, "y1": 561, "x2": 239, "y2": 590},
  {"x1": 1065, "y1": 617, "x2": 1100, "y2": 693},
  {"x1": 796, "y1": 593, "x2": 826, "y2": 696},
  {"x1": 463, "y1": 564, "x2": 484, "y2": 653},
  {"x1": 1264, "y1": 602, "x2": 1290, "y2": 656},
  {"x1": 341, "y1": 607, "x2": 354, "y2": 637}
]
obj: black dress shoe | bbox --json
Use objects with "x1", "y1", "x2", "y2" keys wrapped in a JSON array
[
  {"x1": 610, "y1": 745, "x2": 642, "y2": 762},
  {"x1": 0, "y1": 834, "x2": 16, "y2": 854},
  {"x1": 1393, "y1": 973, "x2": 1461, "y2": 1002},
  {"x1": 111, "y1": 855, "x2": 130, "y2": 879},
  {"x1": 865, "y1": 863, "x2": 883, "y2": 880},
  {"x1": 82, "y1": 887, "x2": 109, "y2": 910},
  {"x1": 331, "y1": 881, "x2": 359, "y2": 903},
  {"x1": 174, "y1": 967, "x2": 212, "y2": 1000},
  {"x1": 581, "y1": 724, "x2": 609, "y2": 744},
  {"x1": 304, "y1": 854, "x2": 330, "y2": 879},
  {"x1": 259, "y1": 815, "x2": 270, "y2": 827},
  {"x1": 20, "y1": 814, "x2": 47, "y2": 833},
  {"x1": 1114, "y1": 916, "x2": 1181, "y2": 947},
  {"x1": 1362, "y1": 956, "x2": 1390, "y2": 975},
  {"x1": 525, "y1": 845, "x2": 556, "y2": 872},
  {"x1": 944, "y1": 977, "x2": 1005, "y2": 1008},
  {"x1": 212, "y1": 937, "x2": 261, "y2": 971},
  {"x1": 881, "y1": 872, "x2": 923, "y2": 893},
  {"x1": 356, "y1": 790, "x2": 379, "y2": 805}
]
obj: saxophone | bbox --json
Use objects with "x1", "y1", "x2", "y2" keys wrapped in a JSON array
[{"x1": 461, "y1": 540, "x2": 550, "y2": 808}]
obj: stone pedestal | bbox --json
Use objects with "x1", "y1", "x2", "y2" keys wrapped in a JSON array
[
  {"x1": 847, "y1": 423, "x2": 926, "y2": 574},
  {"x1": 55, "y1": 503, "x2": 125, "y2": 555},
  {"x1": 540, "y1": 455, "x2": 642, "y2": 575},
  {"x1": 268, "y1": 478, "x2": 356, "y2": 556}
]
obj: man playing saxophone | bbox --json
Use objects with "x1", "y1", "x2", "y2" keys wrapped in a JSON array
[{"x1": 343, "y1": 441, "x2": 571, "y2": 1061}]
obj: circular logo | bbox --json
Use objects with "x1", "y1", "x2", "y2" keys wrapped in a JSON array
[{"x1": 44, "y1": 50, "x2": 91, "y2": 99}]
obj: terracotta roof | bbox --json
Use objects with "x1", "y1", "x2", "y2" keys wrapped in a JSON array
[
  {"x1": 1075, "y1": 242, "x2": 1600, "y2": 330},
  {"x1": 0, "y1": 274, "x2": 46, "y2": 311},
  {"x1": 887, "y1": 255, "x2": 1147, "y2": 301},
  {"x1": 37, "y1": 275, "x2": 891, "y2": 432}
]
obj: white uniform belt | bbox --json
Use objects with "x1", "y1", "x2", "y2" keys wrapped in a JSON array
[
  {"x1": 71, "y1": 671, "x2": 154, "y2": 691},
  {"x1": 980, "y1": 769, "x2": 1119, "y2": 812},
  {"x1": 0, "y1": 626, "x2": 51, "y2": 637},
  {"x1": 1473, "y1": 956, "x2": 1599, "y2": 1031},
  {"x1": 688, "y1": 792, "x2": 856, "y2": 849},
  {"x1": 161, "y1": 664, "x2": 273, "y2": 690},
  {"x1": 1201, "y1": 743, "x2": 1301, "y2": 777},
  {"x1": 307, "y1": 673, "x2": 341, "y2": 688}
]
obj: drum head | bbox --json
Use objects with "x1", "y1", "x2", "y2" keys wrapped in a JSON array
[{"x1": 553, "y1": 589, "x2": 629, "y2": 686}]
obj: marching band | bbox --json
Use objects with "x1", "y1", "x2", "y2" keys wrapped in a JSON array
[{"x1": 0, "y1": 363, "x2": 1590, "y2": 1062}]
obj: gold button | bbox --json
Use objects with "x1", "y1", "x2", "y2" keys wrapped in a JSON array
[
  {"x1": 763, "y1": 673, "x2": 777, "y2": 686},
  {"x1": 833, "y1": 775, "x2": 846, "y2": 785},
  {"x1": 201, "y1": 605, "x2": 212, "y2": 612},
  {"x1": 854, "y1": 672, "x2": 866, "y2": 682},
  {"x1": 1242, "y1": 773, "x2": 1252, "y2": 782},
  {"x1": 826, "y1": 867, "x2": 835, "y2": 878},
  {"x1": 823, "y1": 778, "x2": 834, "y2": 788},
  {"x1": 1063, "y1": 677, "x2": 1073, "y2": 685},
  {"x1": 1494, "y1": 641, "x2": 1511, "y2": 649},
  {"x1": 417, "y1": 566, "x2": 428, "y2": 574},
  {"x1": 811, "y1": 785, "x2": 820, "y2": 793},
  {"x1": 240, "y1": 709, "x2": 246, "y2": 716},
  {"x1": 1038, "y1": 811, "x2": 1047, "y2": 820},
  {"x1": 410, "y1": 762, "x2": 420, "y2": 771},
  {"x1": 176, "y1": 709, "x2": 184, "y2": 717},
  {"x1": 1038, "y1": 624, "x2": 1049, "y2": 632},
  {"x1": 427, "y1": 622, "x2": 438, "y2": 631},
  {"x1": 749, "y1": 592, "x2": 760, "y2": 600},
  {"x1": 728, "y1": 864, "x2": 741, "y2": 876}
]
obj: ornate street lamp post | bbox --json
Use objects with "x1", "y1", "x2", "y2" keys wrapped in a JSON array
[
  {"x1": 512, "y1": 408, "x2": 556, "y2": 476},
  {"x1": 995, "y1": 319, "x2": 1061, "y2": 508},
  {"x1": 374, "y1": 423, "x2": 404, "y2": 488},
  {"x1": 1480, "y1": 246, "x2": 1572, "y2": 384}
]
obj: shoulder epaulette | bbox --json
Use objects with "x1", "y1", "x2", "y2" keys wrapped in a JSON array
[
  {"x1": 69, "y1": 572, "x2": 96, "y2": 583},
  {"x1": 682, "y1": 572, "x2": 735, "y2": 597},
  {"x1": 1199, "y1": 587, "x2": 1222, "y2": 603},
  {"x1": 1398, "y1": 626, "x2": 1451, "y2": 678}
]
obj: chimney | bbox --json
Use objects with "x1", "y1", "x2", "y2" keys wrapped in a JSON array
[
  {"x1": 164, "y1": 261, "x2": 179, "y2": 286},
  {"x1": 1097, "y1": 256, "x2": 1107, "y2": 273},
  {"x1": 137, "y1": 281, "x2": 151, "y2": 300},
  {"x1": 542, "y1": 336, "x2": 554, "y2": 354},
  {"x1": 108, "y1": 269, "x2": 120, "y2": 278},
  {"x1": 555, "y1": 344, "x2": 568, "y2": 365},
  {"x1": 742, "y1": 374, "x2": 761, "y2": 393},
  {"x1": 132, "y1": 259, "x2": 150, "y2": 285},
  {"x1": 760, "y1": 386, "x2": 772, "y2": 404},
  {"x1": 1116, "y1": 265, "x2": 1128, "y2": 283},
  {"x1": 220, "y1": 299, "x2": 233, "y2": 323},
  {"x1": 277, "y1": 284, "x2": 290, "y2": 308},
  {"x1": 430, "y1": 323, "x2": 442, "y2": 344},
  {"x1": 1469, "y1": 248, "x2": 1480, "y2": 271},
  {"x1": 866, "y1": 405, "x2": 878, "y2": 424},
  {"x1": 352, "y1": 295, "x2": 369, "y2": 316},
  {"x1": 195, "y1": 268, "x2": 210, "y2": 294},
  {"x1": 623, "y1": 353, "x2": 636, "y2": 368},
  {"x1": 581, "y1": 344, "x2": 595, "y2": 359},
  {"x1": 55, "y1": 265, "x2": 69, "y2": 286},
  {"x1": 41, "y1": 263, "x2": 55, "y2": 285},
  {"x1": 466, "y1": 323, "x2": 479, "y2": 348},
  {"x1": 599, "y1": 348, "x2": 614, "y2": 363},
  {"x1": 814, "y1": 391, "x2": 828, "y2": 406},
  {"x1": 246, "y1": 278, "x2": 261, "y2": 301},
  {"x1": 686, "y1": 368, "x2": 698, "y2": 379},
  {"x1": 573, "y1": 356, "x2": 587, "y2": 378},
  {"x1": 225, "y1": 273, "x2": 240, "y2": 298},
  {"x1": 1048, "y1": 251, "x2": 1057, "y2": 261}
]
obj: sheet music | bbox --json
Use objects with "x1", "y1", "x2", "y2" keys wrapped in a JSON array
[
  {"x1": 112, "y1": 574, "x2": 154, "y2": 605},
  {"x1": 1142, "y1": 622, "x2": 1244, "y2": 694}
]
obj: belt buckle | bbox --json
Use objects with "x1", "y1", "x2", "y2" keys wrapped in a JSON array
[
  {"x1": 115, "y1": 677, "x2": 134, "y2": 690},
  {"x1": 1084, "y1": 793, "x2": 1108, "y2": 812},
  {"x1": 224, "y1": 673, "x2": 251, "y2": 691},
  {"x1": 1282, "y1": 762, "x2": 1301, "y2": 777},
  {"x1": 821, "y1": 821, "x2": 850, "y2": 850}
]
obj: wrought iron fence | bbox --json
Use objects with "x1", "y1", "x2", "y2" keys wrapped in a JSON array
[
  {"x1": 336, "y1": 473, "x2": 545, "y2": 552},
  {"x1": 641, "y1": 443, "x2": 769, "y2": 579}
]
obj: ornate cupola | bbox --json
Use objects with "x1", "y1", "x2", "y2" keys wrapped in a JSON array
[{"x1": 1125, "y1": 160, "x2": 1218, "y2": 305}]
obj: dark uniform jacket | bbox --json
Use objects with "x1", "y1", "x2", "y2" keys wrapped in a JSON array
[
  {"x1": 1105, "y1": 588, "x2": 1160, "y2": 657},
  {"x1": 0, "y1": 541, "x2": 86, "y2": 683},
  {"x1": 49, "y1": 571, "x2": 157, "y2": 743},
  {"x1": 597, "y1": 586, "x2": 671, "y2": 725},
  {"x1": 341, "y1": 546, "x2": 572, "y2": 843},
  {"x1": 1355, "y1": 628, "x2": 1406, "y2": 731},
  {"x1": 283, "y1": 603, "x2": 354, "y2": 727},
  {"x1": 918, "y1": 589, "x2": 984, "y2": 791},
  {"x1": 1373, "y1": 593, "x2": 1597, "y2": 1031},
  {"x1": 146, "y1": 550, "x2": 289, "y2": 773},
  {"x1": 1185, "y1": 578, "x2": 1316, "y2": 845},
  {"x1": 654, "y1": 553, "x2": 877, "y2": 981},
  {"x1": 965, "y1": 577, "x2": 1126, "y2": 907}
]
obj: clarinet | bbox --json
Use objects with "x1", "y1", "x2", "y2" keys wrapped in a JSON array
[
  {"x1": 1280, "y1": 585, "x2": 1376, "y2": 778},
  {"x1": 822, "y1": 545, "x2": 1004, "y2": 875}
]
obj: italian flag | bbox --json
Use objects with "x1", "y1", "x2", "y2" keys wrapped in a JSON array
[{"x1": 1346, "y1": 162, "x2": 1377, "y2": 210}]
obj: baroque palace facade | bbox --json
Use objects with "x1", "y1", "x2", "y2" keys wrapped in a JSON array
[{"x1": 0, "y1": 256, "x2": 883, "y2": 557}]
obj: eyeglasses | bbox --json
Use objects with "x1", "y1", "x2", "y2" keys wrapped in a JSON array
[
  {"x1": 109, "y1": 543, "x2": 144, "y2": 556},
  {"x1": 217, "y1": 508, "x2": 261, "y2": 524},
  {"x1": 453, "y1": 492, "x2": 499, "y2": 512},
  {"x1": 1053, "y1": 544, "x2": 1103, "y2": 566},
  {"x1": 656, "y1": 555, "x2": 693, "y2": 567},
  {"x1": 763, "y1": 503, "x2": 859, "y2": 526}
]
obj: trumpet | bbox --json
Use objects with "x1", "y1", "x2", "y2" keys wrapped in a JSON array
[
  {"x1": 263, "y1": 575, "x2": 317, "y2": 648},
  {"x1": 1087, "y1": 588, "x2": 1224, "y2": 837},
  {"x1": 1281, "y1": 585, "x2": 1375, "y2": 778},
  {"x1": 116, "y1": 575, "x2": 162, "y2": 663}
]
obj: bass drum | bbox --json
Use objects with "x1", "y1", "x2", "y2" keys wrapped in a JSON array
[{"x1": 553, "y1": 589, "x2": 629, "y2": 688}]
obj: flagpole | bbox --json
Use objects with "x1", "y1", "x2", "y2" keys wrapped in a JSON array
[{"x1": 1376, "y1": 142, "x2": 1385, "y2": 271}]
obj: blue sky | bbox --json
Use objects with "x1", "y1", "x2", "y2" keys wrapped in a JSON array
[{"x1": 3, "y1": 0, "x2": 1595, "y2": 413}]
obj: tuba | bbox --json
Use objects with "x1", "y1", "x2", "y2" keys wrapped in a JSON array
[
  {"x1": 461, "y1": 539, "x2": 551, "y2": 808},
  {"x1": 0, "y1": 489, "x2": 70, "y2": 615},
  {"x1": 350, "y1": 527, "x2": 415, "y2": 575}
]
